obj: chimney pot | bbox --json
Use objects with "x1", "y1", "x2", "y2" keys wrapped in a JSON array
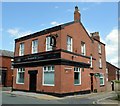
[
  {"x1": 74, "y1": 6, "x2": 81, "y2": 22},
  {"x1": 91, "y1": 32, "x2": 100, "y2": 41}
]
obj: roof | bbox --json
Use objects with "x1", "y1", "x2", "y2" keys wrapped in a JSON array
[
  {"x1": 93, "y1": 38, "x2": 105, "y2": 46},
  {"x1": 106, "y1": 61, "x2": 120, "y2": 70},
  {"x1": 0, "y1": 50, "x2": 14, "y2": 58},
  {"x1": 15, "y1": 20, "x2": 105, "y2": 46},
  {"x1": 15, "y1": 21, "x2": 75, "y2": 42}
]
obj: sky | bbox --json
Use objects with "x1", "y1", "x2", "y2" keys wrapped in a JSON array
[{"x1": 1, "y1": 2, "x2": 119, "y2": 67}]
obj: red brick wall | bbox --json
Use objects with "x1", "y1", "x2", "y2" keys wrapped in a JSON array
[
  {"x1": 106, "y1": 63, "x2": 118, "y2": 81},
  {"x1": 13, "y1": 21, "x2": 107, "y2": 93},
  {"x1": 0, "y1": 56, "x2": 13, "y2": 86},
  {"x1": 15, "y1": 30, "x2": 61, "y2": 56}
]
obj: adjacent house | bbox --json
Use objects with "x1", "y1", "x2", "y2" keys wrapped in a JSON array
[
  {"x1": 106, "y1": 62, "x2": 120, "y2": 81},
  {"x1": 0, "y1": 50, "x2": 14, "y2": 87},
  {"x1": 13, "y1": 6, "x2": 107, "y2": 96}
]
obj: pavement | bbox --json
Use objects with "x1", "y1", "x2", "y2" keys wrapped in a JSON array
[{"x1": 2, "y1": 87, "x2": 119, "y2": 104}]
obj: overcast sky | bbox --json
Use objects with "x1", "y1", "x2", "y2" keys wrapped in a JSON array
[{"x1": 1, "y1": 2, "x2": 119, "y2": 67}]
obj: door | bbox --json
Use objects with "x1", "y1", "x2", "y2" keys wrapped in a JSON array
[
  {"x1": 28, "y1": 71, "x2": 38, "y2": 92},
  {"x1": 90, "y1": 74, "x2": 94, "y2": 92},
  {"x1": 2, "y1": 70, "x2": 7, "y2": 86}
]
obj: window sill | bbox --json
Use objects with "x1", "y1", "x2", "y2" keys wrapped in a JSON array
[
  {"x1": 90, "y1": 67, "x2": 93, "y2": 69},
  {"x1": 100, "y1": 84, "x2": 105, "y2": 87},
  {"x1": 43, "y1": 84, "x2": 55, "y2": 86},
  {"x1": 74, "y1": 84, "x2": 81, "y2": 86},
  {"x1": 16, "y1": 82, "x2": 24, "y2": 84}
]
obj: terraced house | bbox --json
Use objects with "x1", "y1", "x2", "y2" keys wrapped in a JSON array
[{"x1": 13, "y1": 6, "x2": 107, "y2": 96}]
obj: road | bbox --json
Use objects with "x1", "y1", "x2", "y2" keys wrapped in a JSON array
[{"x1": 2, "y1": 92, "x2": 95, "y2": 104}]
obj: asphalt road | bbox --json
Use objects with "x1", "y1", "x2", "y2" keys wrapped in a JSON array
[{"x1": 2, "y1": 92, "x2": 95, "y2": 104}]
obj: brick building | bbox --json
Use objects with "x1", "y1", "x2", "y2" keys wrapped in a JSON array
[
  {"x1": 106, "y1": 61, "x2": 120, "y2": 81},
  {"x1": 13, "y1": 6, "x2": 107, "y2": 96},
  {"x1": 0, "y1": 50, "x2": 14, "y2": 87}
]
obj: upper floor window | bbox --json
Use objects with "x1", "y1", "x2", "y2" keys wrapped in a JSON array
[
  {"x1": 67, "y1": 36, "x2": 72, "y2": 52},
  {"x1": 74, "y1": 67, "x2": 81, "y2": 85},
  {"x1": 32, "y1": 39, "x2": 38, "y2": 54},
  {"x1": 16, "y1": 68, "x2": 25, "y2": 84},
  {"x1": 90, "y1": 55, "x2": 93, "y2": 68},
  {"x1": 81, "y1": 42, "x2": 86, "y2": 56},
  {"x1": 99, "y1": 57, "x2": 102, "y2": 68},
  {"x1": 19, "y1": 43, "x2": 24, "y2": 56},
  {"x1": 46, "y1": 36, "x2": 52, "y2": 51},
  {"x1": 98, "y1": 43, "x2": 102, "y2": 54}
]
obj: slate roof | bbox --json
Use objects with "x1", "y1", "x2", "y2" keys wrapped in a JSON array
[
  {"x1": 15, "y1": 21, "x2": 75, "y2": 42},
  {"x1": 106, "y1": 61, "x2": 120, "y2": 70},
  {"x1": 0, "y1": 50, "x2": 14, "y2": 58}
]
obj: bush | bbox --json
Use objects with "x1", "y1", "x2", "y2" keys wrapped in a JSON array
[
  {"x1": 114, "y1": 80, "x2": 120, "y2": 100},
  {"x1": 115, "y1": 80, "x2": 120, "y2": 83}
]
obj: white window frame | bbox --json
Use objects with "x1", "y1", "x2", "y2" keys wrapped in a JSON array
[
  {"x1": 81, "y1": 42, "x2": 86, "y2": 56},
  {"x1": 98, "y1": 43, "x2": 102, "y2": 54},
  {"x1": 74, "y1": 67, "x2": 81, "y2": 85},
  {"x1": 16, "y1": 68, "x2": 25, "y2": 84},
  {"x1": 46, "y1": 36, "x2": 53, "y2": 51},
  {"x1": 90, "y1": 55, "x2": 93, "y2": 68},
  {"x1": 67, "y1": 36, "x2": 73, "y2": 52},
  {"x1": 43, "y1": 65, "x2": 55, "y2": 86},
  {"x1": 99, "y1": 57, "x2": 102, "y2": 68},
  {"x1": 19, "y1": 43, "x2": 24, "y2": 56},
  {"x1": 11, "y1": 59, "x2": 14, "y2": 69},
  {"x1": 106, "y1": 68, "x2": 108, "y2": 81},
  {"x1": 99, "y1": 73, "x2": 104, "y2": 86},
  {"x1": 32, "y1": 39, "x2": 38, "y2": 54}
]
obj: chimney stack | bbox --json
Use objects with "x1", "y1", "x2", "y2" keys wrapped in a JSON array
[
  {"x1": 74, "y1": 6, "x2": 81, "y2": 22},
  {"x1": 90, "y1": 32, "x2": 100, "y2": 41}
]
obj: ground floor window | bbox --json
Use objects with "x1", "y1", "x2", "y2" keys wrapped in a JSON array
[
  {"x1": 99, "y1": 74, "x2": 104, "y2": 86},
  {"x1": 43, "y1": 66, "x2": 54, "y2": 86},
  {"x1": 74, "y1": 67, "x2": 81, "y2": 85},
  {"x1": 16, "y1": 68, "x2": 25, "y2": 84}
]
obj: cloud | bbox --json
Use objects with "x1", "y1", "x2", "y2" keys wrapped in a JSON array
[
  {"x1": 82, "y1": 7, "x2": 89, "y2": 11},
  {"x1": 88, "y1": 28, "x2": 118, "y2": 67},
  {"x1": 50, "y1": 21, "x2": 63, "y2": 26},
  {"x1": 7, "y1": 28, "x2": 32, "y2": 38},
  {"x1": 105, "y1": 28, "x2": 118, "y2": 67},
  {"x1": 55, "y1": 6, "x2": 59, "y2": 9},
  {"x1": 67, "y1": 9, "x2": 73, "y2": 13}
]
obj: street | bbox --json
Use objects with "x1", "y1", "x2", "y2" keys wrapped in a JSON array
[
  {"x1": 2, "y1": 91, "x2": 118, "y2": 105},
  {"x1": 2, "y1": 92, "x2": 95, "y2": 104}
]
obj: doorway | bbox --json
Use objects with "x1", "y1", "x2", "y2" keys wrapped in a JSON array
[
  {"x1": 90, "y1": 73, "x2": 94, "y2": 92},
  {"x1": 1, "y1": 70, "x2": 7, "y2": 86},
  {"x1": 28, "y1": 70, "x2": 38, "y2": 92}
]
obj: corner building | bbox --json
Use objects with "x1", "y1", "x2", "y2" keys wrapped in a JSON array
[{"x1": 13, "y1": 6, "x2": 107, "y2": 96}]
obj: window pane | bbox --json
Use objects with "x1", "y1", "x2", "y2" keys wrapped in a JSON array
[
  {"x1": 44, "y1": 72, "x2": 54, "y2": 85},
  {"x1": 67, "y1": 36, "x2": 72, "y2": 52},
  {"x1": 18, "y1": 72, "x2": 24, "y2": 83},
  {"x1": 46, "y1": 37, "x2": 52, "y2": 51},
  {"x1": 81, "y1": 42, "x2": 85, "y2": 55},
  {"x1": 100, "y1": 78, "x2": 103, "y2": 85},
  {"x1": 32, "y1": 40, "x2": 38, "y2": 53},
  {"x1": 48, "y1": 66, "x2": 51, "y2": 71},
  {"x1": 74, "y1": 72, "x2": 80, "y2": 84},
  {"x1": 52, "y1": 66, "x2": 54, "y2": 71},
  {"x1": 19, "y1": 43, "x2": 24, "y2": 56}
]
